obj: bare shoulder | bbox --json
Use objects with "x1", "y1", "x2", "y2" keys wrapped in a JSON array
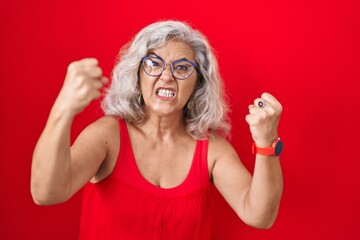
[
  {"x1": 208, "y1": 132, "x2": 238, "y2": 161},
  {"x1": 74, "y1": 115, "x2": 119, "y2": 149},
  {"x1": 207, "y1": 132, "x2": 240, "y2": 177},
  {"x1": 84, "y1": 115, "x2": 119, "y2": 133}
]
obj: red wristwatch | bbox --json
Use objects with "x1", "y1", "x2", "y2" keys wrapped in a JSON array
[{"x1": 252, "y1": 138, "x2": 283, "y2": 156}]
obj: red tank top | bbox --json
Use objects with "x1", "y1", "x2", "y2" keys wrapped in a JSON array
[{"x1": 79, "y1": 118, "x2": 214, "y2": 239}]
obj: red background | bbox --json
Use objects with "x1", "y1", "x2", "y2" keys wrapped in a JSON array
[{"x1": 1, "y1": 0, "x2": 359, "y2": 239}]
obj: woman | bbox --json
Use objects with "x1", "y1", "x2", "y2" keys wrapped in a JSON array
[{"x1": 31, "y1": 20, "x2": 283, "y2": 239}]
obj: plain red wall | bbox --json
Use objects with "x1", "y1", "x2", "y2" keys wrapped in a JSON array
[{"x1": 1, "y1": 0, "x2": 359, "y2": 239}]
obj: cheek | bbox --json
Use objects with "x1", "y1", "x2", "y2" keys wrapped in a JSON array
[
  {"x1": 139, "y1": 74, "x2": 153, "y2": 97},
  {"x1": 177, "y1": 84, "x2": 196, "y2": 106},
  {"x1": 139, "y1": 71, "x2": 145, "y2": 90},
  {"x1": 182, "y1": 78, "x2": 198, "y2": 98}
]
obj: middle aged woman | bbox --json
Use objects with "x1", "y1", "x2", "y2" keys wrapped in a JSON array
[{"x1": 31, "y1": 20, "x2": 284, "y2": 239}]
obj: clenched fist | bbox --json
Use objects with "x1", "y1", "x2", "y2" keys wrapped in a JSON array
[
  {"x1": 56, "y1": 58, "x2": 108, "y2": 117},
  {"x1": 246, "y1": 93, "x2": 283, "y2": 148}
]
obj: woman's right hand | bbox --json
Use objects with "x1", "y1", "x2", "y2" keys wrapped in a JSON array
[
  {"x1": 31, "y1": 58, "x2": 110, "y2": 205},
  {"x1": 56, "y1": 58, "x2": 108, "y2": 117}
]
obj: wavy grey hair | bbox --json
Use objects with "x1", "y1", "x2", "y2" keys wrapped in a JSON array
[{"x1": 102, "y1": 20, "x2": 230, "y2": 139}]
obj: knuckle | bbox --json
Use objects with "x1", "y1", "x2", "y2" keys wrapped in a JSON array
[
  {"x1": 76, "y1": 73, "x2": 88, "y2": 84},
  {"x1": 252, "y1": 115, "x2": 261, "y2": 125},
  {"x1": 95, "y1": 81, "x2": 103, "y2": 89},
  {"x1": 67, "y1": 61, "x2": 79, "y2": 71},
  {"x1": 84, "y1": 84, "x2": 93, "y2": 93},
  {"x1": 81, "y1": 58, "x2": 98, "y2": 66},
  {"x1": 96, "y1": 67, "x2": 103, "y2": 76},
  {"x1": 68, "y1": 68, "x2": 83, "y2": 80},
  {"x1": 85, "y1": 66, "x2": 102, "y2": 78},
  {"x1": 74, "y1": 75, "x2": 87, "y2": 85},
  {"x1": 261, "y1": 92, "x2": 269, "y2": 98},
  {"x1": 90, "y1": 58, "x2": 99, "y2": 65},
  {"x1": 91, "y1": 68, "x2": 102, "y2": 78},
  {"x1": 268, "y1": 107, "x2": 276, "y2": 116},
  {"x1": 259, "y1": 111, "x2": 267, "y2": 119},
  {"x1": 245, "y1": 114, "x2": 251, "y2": 123}
]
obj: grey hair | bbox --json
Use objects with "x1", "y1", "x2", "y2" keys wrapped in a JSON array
[{"x1": 102, "y1": 20, "x2": 230, "y2": 139}]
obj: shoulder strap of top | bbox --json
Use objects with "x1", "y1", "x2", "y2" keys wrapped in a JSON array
[
  {"x1": 107, "y1": 118, "x2": 135, "y2": 181},
  {"x1": 190, "y1": 139, "x2": 210, "y2": 187}
]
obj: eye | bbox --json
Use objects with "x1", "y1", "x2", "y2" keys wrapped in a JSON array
[
  {"x1": 174, "y1": 61, "x2": 193, "y2": 72},
  {"x1": 145, "y1": 58, "x2": 161, "y2": 67},
  {"x1": 175, "y1": 65, "x2": 189, "y2": 71}
]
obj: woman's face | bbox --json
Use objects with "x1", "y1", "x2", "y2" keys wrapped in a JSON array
[{"x1": 139, "y1": 40, "x2": 198, "y2": 118}]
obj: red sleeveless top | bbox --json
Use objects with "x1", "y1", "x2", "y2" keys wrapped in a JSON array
[{"x1": 79, "y1": 119, "x2": 214, "y2": 239}]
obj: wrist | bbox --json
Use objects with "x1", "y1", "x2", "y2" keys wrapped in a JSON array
[
  {"x1": 253, "y1": 132, "x2": 279, "y2": 148},
  {"x1": 51, "y1": 100, "x2": 76, "y2": 123},
  {"x1": 252, "y1": 138, "x2": 283, "y2": 156}
]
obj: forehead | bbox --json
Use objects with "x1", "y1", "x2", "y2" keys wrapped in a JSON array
[{"x1": 149, "y1": 40, "x2": 195, "y2": 61}]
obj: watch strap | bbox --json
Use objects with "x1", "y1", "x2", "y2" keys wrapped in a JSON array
[{"x1": 252, "y1": 138, "x2": 282, "y2": 156}]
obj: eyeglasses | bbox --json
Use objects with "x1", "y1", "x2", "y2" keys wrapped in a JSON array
[{"x1": 141, "y1": 56, "x2": 197, "y2": 80}]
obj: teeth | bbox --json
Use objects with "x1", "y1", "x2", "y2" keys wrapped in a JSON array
[{"x1": 157, "y1": 89, "x2": 175, "y2": 98}]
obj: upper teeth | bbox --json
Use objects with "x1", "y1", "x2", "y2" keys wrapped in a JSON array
[{"x1": 158, "y1": 89, "x2": 175, "y2": 98}]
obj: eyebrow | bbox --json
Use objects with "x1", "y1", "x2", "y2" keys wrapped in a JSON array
[{"x1": 147, "y1": 51, "x2": 193, "y2": 63}]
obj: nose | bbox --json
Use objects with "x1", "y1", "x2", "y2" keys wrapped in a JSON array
[{"x1": 160, "y1": 63, "x2": 175, "y2": 82}]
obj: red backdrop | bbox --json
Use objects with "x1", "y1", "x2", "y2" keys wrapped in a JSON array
[{"x1": 1, "y1": 0, "x2": 359, "y2": 239}]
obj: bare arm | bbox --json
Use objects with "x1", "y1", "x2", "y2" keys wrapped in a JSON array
[
  {"x1": 211, "y1": 92, "x2": 283, "y2": 229},
  {"x1": 31, "y1": 58, "x2": 109, "y2": 205}
]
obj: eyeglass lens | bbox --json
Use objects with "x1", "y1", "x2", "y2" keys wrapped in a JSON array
[{"x1": 142, "y1": 57, "x2": 194, "y2": 80}]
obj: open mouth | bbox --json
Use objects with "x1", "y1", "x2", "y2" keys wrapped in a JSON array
[{"x1": 156, "y1": 88, "x2": 176, "y2": 98}]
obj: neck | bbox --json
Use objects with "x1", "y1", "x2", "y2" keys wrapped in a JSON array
[{"x1": 140, "y1": 110, "x2": 187, "y2": 141}]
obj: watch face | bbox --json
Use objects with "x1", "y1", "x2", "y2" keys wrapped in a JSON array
[{"x1": 275, "y1": 140, "x2": 283, "y2": 156}]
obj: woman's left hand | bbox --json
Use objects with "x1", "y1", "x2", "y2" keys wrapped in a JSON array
[{"x1": 245, "y1": 92, "x2": 283, "y2": 148}]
